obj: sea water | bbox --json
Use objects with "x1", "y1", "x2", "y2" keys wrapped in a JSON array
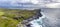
[{"x1": 30, "y1": 12, "x2": 45, "y2": 27}]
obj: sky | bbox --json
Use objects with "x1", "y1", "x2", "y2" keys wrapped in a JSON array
[{"x1": 0, "y1": 0, "x2": 60, "y2": 8}]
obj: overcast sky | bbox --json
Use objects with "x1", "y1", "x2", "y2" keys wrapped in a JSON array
[{"x1": 0, "y1": 0, "x2": 60, "y2": 8}]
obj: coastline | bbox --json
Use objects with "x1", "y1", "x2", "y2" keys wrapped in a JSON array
[{"x1": 17, "y1": 9, "x2": 42, "y2": 27}]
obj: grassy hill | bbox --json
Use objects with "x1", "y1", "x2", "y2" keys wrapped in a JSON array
[{"x1": 0, "y1": 8, "x2": 37, "y2": 27}]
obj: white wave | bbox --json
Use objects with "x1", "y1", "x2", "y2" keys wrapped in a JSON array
[{"x1": 30, "y1": 12, "x2": 45, "y2": 27}]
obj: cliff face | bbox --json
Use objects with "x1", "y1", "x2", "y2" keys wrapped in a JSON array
[{"x1": 17, "y1": 9, "x2": 42, "y2": 27}]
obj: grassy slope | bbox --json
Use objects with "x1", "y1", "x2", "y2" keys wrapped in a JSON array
[{"x1": 0, "y1": 8, "x2": 37, "y2": 27}]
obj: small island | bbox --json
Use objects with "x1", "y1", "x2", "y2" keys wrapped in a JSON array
[{"x1": 0, "y1": 8, "x2": 42, "y2": 27}]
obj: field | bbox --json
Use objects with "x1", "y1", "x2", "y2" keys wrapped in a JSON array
[{"x1": 0, "y1": 8, "x2": 37, "y2": 27}]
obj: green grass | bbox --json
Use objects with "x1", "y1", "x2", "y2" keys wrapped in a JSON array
[
  {"x1": 0, "y1": 17, "x2": 19, "y2": 27},
  {"x1": 0, "y1": 8, "x2": 37, "y2": 27}
]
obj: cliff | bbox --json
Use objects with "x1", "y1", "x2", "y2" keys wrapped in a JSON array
[{"x1": 17, "y1": 9, "x2": 42, "y2": 27}]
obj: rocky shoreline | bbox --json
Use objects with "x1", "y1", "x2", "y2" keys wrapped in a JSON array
[{"x1": 17, "y1": 9, "x2": 42, "y2": 27}]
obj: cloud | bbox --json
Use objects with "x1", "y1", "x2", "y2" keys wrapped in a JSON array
[
  {"x1": 1, "y1": 0, "x2": 60, "y2": 8},
  {"x1": 45, "y1": 3, "x2": 60, "y2": 8},
  {"x1": 30, "y1": 0, "x2": 39, "y2": 4},
  {"x1": 0, "y1": 0, "x2": 40, "y2": 4},
  {"x1": 51, "y1": 0, "x2": 60, "y2": 2},
  {"x1": 33, "y1": 0, "x2": 60, "y2": 8}
]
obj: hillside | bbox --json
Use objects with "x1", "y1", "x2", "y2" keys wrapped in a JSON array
[{"x1": 0, "y1": 8, "x2": 39, "y2": 27}]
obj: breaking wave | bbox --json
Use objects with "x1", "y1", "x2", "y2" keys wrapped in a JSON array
[{"x1": 30, "y1": 12, "x2": 45, "y2": 27}]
